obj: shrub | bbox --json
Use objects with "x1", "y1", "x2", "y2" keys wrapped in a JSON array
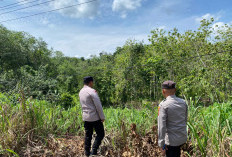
[{"x1": 59, "y1": 93, "x2": 74, "y2": 110}]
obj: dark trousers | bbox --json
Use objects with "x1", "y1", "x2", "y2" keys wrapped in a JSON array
[
  {"x1": 166, "y1": 145, "x2": 181, "y2": 157},
  {"x1": 84, "y1": 120, "x2": 105, "y2": 155}
]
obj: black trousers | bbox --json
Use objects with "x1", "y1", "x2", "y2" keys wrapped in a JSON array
[
  {"x1": 84, "y1": 120, "x2": 105, "y2": 155},
  {"x1": 166, "y1": 145, "x2": 181, "y2": 157}
]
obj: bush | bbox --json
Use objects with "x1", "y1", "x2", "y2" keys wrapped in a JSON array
[{"x1": 59, "y1": 93, "x2": 74, "y2": 110}]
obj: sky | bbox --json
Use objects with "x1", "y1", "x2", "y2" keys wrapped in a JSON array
[{"x1": 0, "y1": 0, "x2": 232, "y2": 58}]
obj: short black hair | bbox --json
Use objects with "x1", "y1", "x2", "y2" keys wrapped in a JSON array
[
  {"x1": 84, "y1": 76, "x2": 93, "y2": 84},
  {"x1": 162, "y1": 80, "x2": 176, "y2": 89}
]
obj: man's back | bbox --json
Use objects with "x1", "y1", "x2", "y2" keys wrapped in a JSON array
[
  {"x1": 158, "y1": 95, "x2": 188, "y2": 147},
  {"x1": 79, "y1": 77, "x2": 105, "y2": 156},
  {"x1": 79, "y1": 85, "x2": 105, "y2": 122}
]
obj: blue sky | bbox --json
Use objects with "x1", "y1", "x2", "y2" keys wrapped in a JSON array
[{"x1": 1, "y1": 0, "x2": 232, "y2": 58}]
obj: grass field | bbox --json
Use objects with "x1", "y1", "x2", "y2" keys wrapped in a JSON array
[{"x1": 0, "y1": 93, "x2": 231, "y2": 156}]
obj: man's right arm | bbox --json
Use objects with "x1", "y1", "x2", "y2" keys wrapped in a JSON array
[{"x1": 158, "y1": 104, "x2": 167, "y2": 147}]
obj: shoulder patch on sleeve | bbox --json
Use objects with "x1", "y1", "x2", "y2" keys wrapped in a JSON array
[{"x1": 158, "y1": 106, "x2": 160, "y2": 116}]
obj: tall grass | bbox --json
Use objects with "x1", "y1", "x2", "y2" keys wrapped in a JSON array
[
  {"x1": 104, "y1": 105, "x2": 156, "y2": 134},
  {"x1": 187, "y1": 99, "x2": 232, "y2": 157},
  {"x1": 0, "y1": 93, "x2": 231, "y2": 156},
  {"x1": 0, "y1": 93, "x2": 83, "y2": 156}
]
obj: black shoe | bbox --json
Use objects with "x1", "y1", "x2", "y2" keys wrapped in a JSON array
[{"x1": 85, "y1": 151, "x2": 90, "y2": 157}]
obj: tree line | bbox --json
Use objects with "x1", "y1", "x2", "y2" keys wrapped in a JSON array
[{"x1": 0, "y1": 18, "x2": 231, "y2": 107}]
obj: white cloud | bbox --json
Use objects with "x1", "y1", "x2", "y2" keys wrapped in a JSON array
[
  {"x1": 40, "y1": 17, "x2": 55, "y2": 28},
  {"x1": 50, "y1": 0, "x2": 100, "y2": 19},
  {"x1": 211, "y1": 22, "x2": 227, "y2": 34},
  {"x1": 112, "y1": 0, "x2": 143, "y2": 18},
  {"x1": 195, "y1": 13, "x2": 222, "y2": 24},
  {"x1": 38, "y1": 24, "x2": 149, "y2": 58},
  {"x1": 86, "y1": 54, "x2": 92, "y2": 59},
  {"x1": 212, "y1": 22, "x2": 225, "y2": 28},
  {"x1": 121, "y1": 13, "x2": 127, "y2": 19},
  {"x1": 51, "y1": 32, "x2": 147, "y2": 57},
  {"x1": 158, "y1": 25, "x2": 166, "y2": 30},
  {"x1": 194, "y1": 12, "x2": 229, "y2": 34},
  {"x1": 74, "y1": 54, "x2": 80, "y2": 58}
]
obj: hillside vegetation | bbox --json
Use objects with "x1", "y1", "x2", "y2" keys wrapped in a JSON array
[
  {"x1": 0, "y1": 19, "x2": 232, "y2": 156},
  {"x1": 1, "y1": 19, "x2": 231, "y2": 105}
]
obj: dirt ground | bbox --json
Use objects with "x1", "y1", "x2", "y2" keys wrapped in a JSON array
[{"x1": 18, "y1": 124, "x2": 192, "y2": 157}]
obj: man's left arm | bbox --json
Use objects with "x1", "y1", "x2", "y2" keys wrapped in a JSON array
[{"x1": 91, "y1": 91, "x2": 105, "y2": 121}]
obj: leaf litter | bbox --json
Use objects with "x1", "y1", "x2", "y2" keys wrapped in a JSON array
[{"x1": 15, "y1": 124, "x2": 193, "y2": 157}]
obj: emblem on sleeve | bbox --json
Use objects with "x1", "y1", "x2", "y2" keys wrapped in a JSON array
[{"x1": 158, "y1": 106, "x2": 160, "y2": 116}]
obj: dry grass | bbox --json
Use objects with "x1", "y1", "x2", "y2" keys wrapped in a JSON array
[
  {"x1": 0, "y1": 123, "x2": 193, "y2": 157},
  {"x1": 0, "y1": 93, "x2": 231, "y2": 156}
]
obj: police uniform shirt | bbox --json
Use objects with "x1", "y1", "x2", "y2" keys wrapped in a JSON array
[
  {"x1": 158, "y1": 95, "x2": 188, "y2": 147},
  {"x1": 79, "y1": 85, "x2": 105, "y2": 122}
]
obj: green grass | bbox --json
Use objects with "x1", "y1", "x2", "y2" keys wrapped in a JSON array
[
  {"x1": 187, "y1": 99, "x2": 232, "y2": 157},
  {"x1": 0, "y1": 93, "x2": 231, "y2": 156},
  {"x1": 104, "y1": 106, "x2": 157, "y2": 134}
]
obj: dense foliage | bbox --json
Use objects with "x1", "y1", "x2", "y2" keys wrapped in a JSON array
[
  {"x1": 0, "y1": 19, "x2": 231, "y2": 156},
  {"x1": 1, "y1": 19, "x2": 232, "y2": 107},
  {"x1": 0, "y1": 93, "x2": 231, "y2": 156}
]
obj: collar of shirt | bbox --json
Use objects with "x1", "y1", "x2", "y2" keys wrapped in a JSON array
[
  {"x1": 84, "y1": 85, "x2": 96, "y2": 92},
  {"x1": 166, "y1": 95, "x2": 176, "y2": 100},
  {"x1": 84, "y1": 85, "x2": 92, "y2": 89}
]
